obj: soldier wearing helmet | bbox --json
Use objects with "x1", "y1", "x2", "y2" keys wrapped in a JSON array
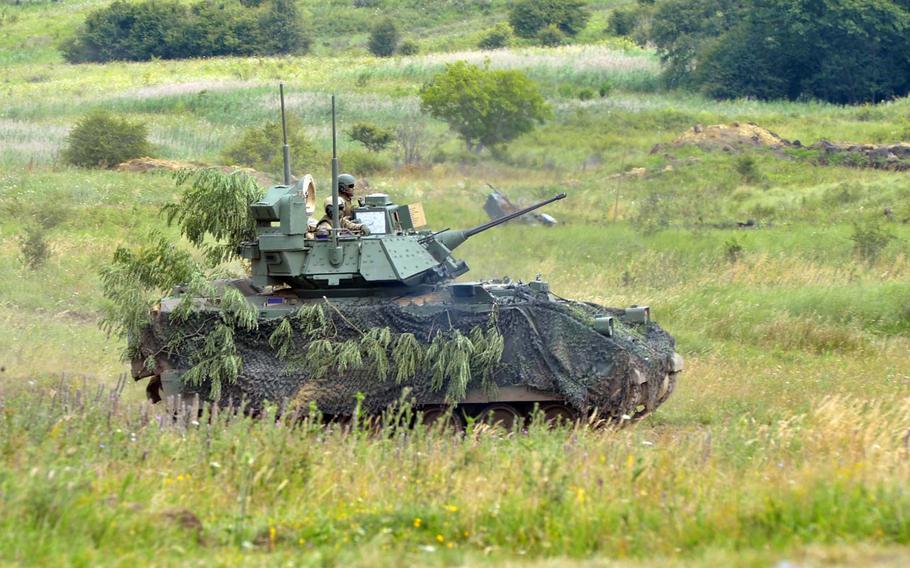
[
  {"x1": 314, "y1": 196, "x2": 369, "y2": 238},
  {"x1": 337, "y1": 173, "x2": 357, "y2": 219}
]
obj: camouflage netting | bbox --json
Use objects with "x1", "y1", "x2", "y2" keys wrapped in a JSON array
[{"x1": 138, "y1": 285, "x2": 679, "y2": 419}]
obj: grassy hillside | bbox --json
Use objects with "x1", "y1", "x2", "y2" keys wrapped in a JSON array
[{"x1": 2, "y1": 0, "x2": 910, "y2": 565}]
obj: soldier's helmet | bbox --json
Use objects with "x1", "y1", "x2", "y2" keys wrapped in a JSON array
[
  {"x1": 324, "y1": 196, "x2": 345, "y2": 214},
  {"x1": 337, "y1": 173, "x2": 356, "y2": 196}
]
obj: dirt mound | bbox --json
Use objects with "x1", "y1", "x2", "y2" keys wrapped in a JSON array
[
  {"x1": 653, "y1": 122, "x2": 792, "y2": 153},
  {"x1": 116, "y1": 157, "x2": 277, "y2": 186},
  {"x1": 654, "y1": 123, "x2": 910, "y2": 171}
]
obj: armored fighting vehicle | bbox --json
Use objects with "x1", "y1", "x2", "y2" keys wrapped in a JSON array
[{"x1": 131, "y1": 92, "x2": 682, "y2": 428}]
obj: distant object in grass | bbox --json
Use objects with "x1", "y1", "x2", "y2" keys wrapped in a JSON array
[
  {"x1": 420, "y1": 61, "x2": 551, "y2": 153},
  {"x1": 61, "y1": 0, "x2": 310, "y2": 63},
  {"x1": 368, "y1": 18, "x2": 399, "y2": 57},
  {"x1": 851, "y1": 222, "x2": 894, "y2": 265},
  {"x1": 63, "y1": 111, "x2": 151, "y2": 169},
  {"x1": 509, "y1": 0, "x2": 590, "y2": 39},
  {"x1": 222, "y1": 116, "x2": 320, "y2": 181},
  {"x1": 478, "y1": 23, "x2": 514, "y2": 50}
]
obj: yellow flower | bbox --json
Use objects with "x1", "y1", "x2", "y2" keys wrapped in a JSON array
[
  {"x1": 269, "y1": 526, "x2": 277, "y2": 543},
  {"x1": 445, "y1": 504, "x2": 458, "y2": 513},
  {"x1": 436, "y1": 534, "x2": 445, "y2": 543},
  {"x1": 447, "y1": 542, "x2": 455, "y2": 549},
  {"x1": 413, "y1": 518, "x2": 422, "y2": 528}
]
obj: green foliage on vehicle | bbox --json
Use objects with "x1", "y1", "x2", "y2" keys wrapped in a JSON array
[
  {"x1": 63, "y1": 111, "x2": 151, "y2": 169},
  {"x1": 62, "y1": 0, "x2": 309, "y2": 63},
  {"x1": 508, "y1": 0, "x2": 590, "y2": 39},
  {"x1": 420, "y1": 61, "x2": 551, "y2": 153},
  {"x1": 368, "y1": 18, "x2": 399, "y2": 57}
]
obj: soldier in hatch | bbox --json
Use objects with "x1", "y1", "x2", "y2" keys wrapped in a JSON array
[
  {"x1": 337, "y1": 173, "x2": 358, "y2": 218},
  {"x1": 314, "y1": 196, "x2": 369, "y2": 238}
]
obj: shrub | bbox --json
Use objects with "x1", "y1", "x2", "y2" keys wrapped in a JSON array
[
  {"x1": 723, "y1": 237, "x2": 744, "y2": 263},
  {"x1": 420, "y1": 62, "x2": 550, "y2": 153},
  {"x1": 62, "y1": 0, "x2": 309, "y2": 63},
  {"x1": 850, "y1": 222, "x2": 894, "y2": 265},
  {"x1": 63, "y1": 111, "x2": 151, "y2": 169},
  {"x1": 398, "y1": 39, "x2": 419, "y2": 55},
  {"x1": 509, "y1": 0, "x2": 590, "y2": 39},
  {"x1": 735, "y1": 155, "x2": 762, "y2": 184},
  {"x1": 347, "y1": 122, "x2": 395, "y2": 152},
  {"x1": 607, "y1": 6, "x2": 640, "y2": 37},
  {"x1": 221, "y1": 117, "x2": 319, "y2": 179},
  {"x1": 537, "y1": 24, "x2": 566, "y2": 46},
  {"x1": 342, "y1": 149, "x2": 390, "y2": 176},
  {"x1": 368, "y1": 18, "x2": 399, "y2": 57},
  {"x1": 478, "y1": 22, "x2": 514, "y2": 50},
  {"x1": 18, "y1": 225, "x2": 50, "y2": 270}
]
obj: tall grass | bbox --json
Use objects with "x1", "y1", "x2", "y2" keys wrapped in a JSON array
[{"x1": 1, "y1": 378, "x2": 909, "y2": 566}]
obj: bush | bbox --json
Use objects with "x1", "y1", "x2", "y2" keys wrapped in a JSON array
[
  {"x1": 62, "y1": 0, "x2": 309, "y2": 63},
  {"x1": 347, "y1": 122, "x2": 395, "y2": 152},
  {"x1": 368, "y1": 18, "x2": 399, "y2": 57},
  {"x1": 420, "y1": 61, "x2": 550, "y2": 152},
  {"x1": 851, "y1": 222, "x2": 894, "y2": 265},
  {"x1": 63, "y1": 111, "x2": 151, "y2": 169},
  {"x1": 607, "y1": 6, "x2": 640, "y2": 37},
  {"x1": 537, "y1": 24, "x2": 566, "y2": 46},
  {"x1": 509, "y1": 0, "x2": 590, "y2": 39},
  {"x1": 222, "y1": 117, "x2": 319, "y2": 179},
  {"x1": 397, "y1": 39, "x2": 419, "y2": 55},
  {"x1": 18, "y1": 225, "x2": 50, "y2": 270},
  {"x1": 342, "y1": 149, "x2": 390, "y2": 176},
  {"x1": 478, "y1": 22, "x2": 514, "y2": 50}
]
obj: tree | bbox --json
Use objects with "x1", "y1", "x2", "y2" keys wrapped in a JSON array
[
  {"x1": 63, "y1": 111, "x2": 151, "y2": 168},
  {"x1": 221, "y1": 117, "x2": 319, "y2": 180},
  {"x1": 647, "y1": 0, "x2": 910, "y2": 103},
  {"x1": 420, "y1": 62, "x2": 551, "y2": 153},
  {"x1": 347, "y1": 122, "x2": 395, "y2": 152},
  {"x1": 61, "y1": 0, "x2": 309, "y2": 63},
  {"x1": 368, "y1": 18, "x2": 399, "y2": 57},
  {"x1": 255, "y1": 0, "x2": 311, "y2": 55},
  {"x1": 508, "y1": 0, "x2": 590, "y2": 39}
]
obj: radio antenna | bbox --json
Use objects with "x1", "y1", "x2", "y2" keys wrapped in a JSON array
[
  {"x1": 330, "y1": 94, "x2": 342, "y2": 264},
  {"x1": 279, "y1": 83, "x2": 291, "y2": 186}
]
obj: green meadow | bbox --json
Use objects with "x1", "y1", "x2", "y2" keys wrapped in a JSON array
[{"x1": 1, "y1": 0, "x2": 910, "y2": 565}]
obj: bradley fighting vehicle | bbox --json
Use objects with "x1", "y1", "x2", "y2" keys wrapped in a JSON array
[{"x1": 132, "y1": 89, "x2": 683, "y2": 428}]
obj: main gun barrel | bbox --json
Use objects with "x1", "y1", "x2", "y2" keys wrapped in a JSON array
[
  {"x1": 463, "y1": 192, "x2": 566, "y2": 238},
  {"x1": 434, "y1": 192, "x2": 566, "y2": 252}
]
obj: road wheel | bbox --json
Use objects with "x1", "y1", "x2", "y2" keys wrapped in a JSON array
[
  {"x1": 421, "y1": 407, "x2": 466, "y2": 431},
  {"x1": 541, "y1": 403, "x2": 578, "y2": 426},
  {"x1": 479, "y1": 404, "x2": 521, "y2": 431}
]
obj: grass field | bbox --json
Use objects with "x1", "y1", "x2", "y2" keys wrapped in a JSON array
[{"x1": 2, "y1": 1, "x2": 910, "y2": 565}]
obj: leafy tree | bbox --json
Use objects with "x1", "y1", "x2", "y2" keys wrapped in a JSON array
[
  {"x1": 61, "y1": 0, "x2": 309, "y2": 63},
  {"x1": 347, "y1": 122, "x2": 395, "y2": 152},
  {"x1": 255, "y1": 0, "x2": 311, "y2": 55},
  {"x1": 62, "y1": 0, "x2": 188, "y2": 62},
  {"x1": 221, "y1": 116, "x2": 320, "y2": 180},
  {"x1": 508, "y1": 0, "x2": 590, "y2": 39},
  {"x1": 420, "y1": 61, "x2": 551, "y2": 152},
  {"x1": 368, "y1": 18, "x2": 399, "y2": 57},
  {"x1": 63, "y1": 111, "x2": 151, "y2": 168},
  {"x1": 647, "y1": 0, "x2": 910, "y2": 103},
  {"x1": 478, "y1": 22, "x2": 514, "y2": 50}
]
